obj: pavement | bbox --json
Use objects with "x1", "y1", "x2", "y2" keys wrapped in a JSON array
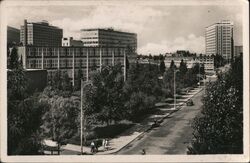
[
  {"x1": 117, "y1": 88, "x2": 204, "y2": 154},
  {"x1": 60, "y1": 86, "x2": 203, "y2": 155}
]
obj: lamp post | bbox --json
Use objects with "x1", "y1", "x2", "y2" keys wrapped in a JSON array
[
  {"x1": 80, "y1": 79, "x2": 92, "y2": 154},
  {"x1": 80, "y1": 79, "x2": 83, "y2": 154},
  {"x1": 174, "y1": 69, "x2": 179, "y2": 110}
]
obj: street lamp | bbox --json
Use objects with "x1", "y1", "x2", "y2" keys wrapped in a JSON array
[
  {"x1": 174, "y1": 69, "x2": 179, "y2": 110},
  {"x1": 80, "y1": 79, "x2": 92, "y2": 154}
]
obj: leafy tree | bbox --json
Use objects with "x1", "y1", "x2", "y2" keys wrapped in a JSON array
[
  {"x1": 124, "y1": 63, "x2": 162, "y2": 121},
  {"x1": 61, "y1": 71, "x2": 72, "y2": 92},
  {"x1": 188, "y1": 55, "x2": 243, "y2": 154},
  {"x1": 90, "y1": 64, "x2": 125, "y2": 125},
  {"x1": 8, "y1": 90, "x2": 48, "y2": 155},
  {"x1": 7, "y1": 48, "x2": 45, "y2": 155},
  {"x1": 51, "y1": 70, "x2": 62, "y2": 90},
  {"x1": 76, "y1": 68, "x2": 83, "y2": 90},
  {"x1": 40, "y1": 93, "x2": 80, "y2": 154},
  {"x1": 213, "y1": 53, "x2": 225, "y2": 68}
]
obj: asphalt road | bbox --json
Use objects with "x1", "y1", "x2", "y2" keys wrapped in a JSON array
[{"x1": 117, "y1": 89, "x2": 204, "y2": 155}]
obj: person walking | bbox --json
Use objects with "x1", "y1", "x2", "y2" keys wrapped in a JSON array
[
  {"x1": 105, "y1": 139, "x2": 109, "y2": 151},
  {"x1": 95, "y1": 139, "x2": 98, "y2": 153},
  {"x1": 90, "y1": 141, "x2": 95, "y2": 153},
  {"x1": 141, "y1": 149, "x2": 146, "y2": 155},
  {"x1": 102, "y1": 139, "x2": 106, "y2": 151}
]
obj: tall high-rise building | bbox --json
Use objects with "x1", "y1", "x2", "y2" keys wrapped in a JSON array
[
  {"x1": 20, "y1": 20, "x2": 63, "y2": 46},
  {"x1": 80, "y1": 28, "x2": 137, "y2": 54},
  {"x1": 205, "y1": 20, "x2": 234, "y2": 61}
]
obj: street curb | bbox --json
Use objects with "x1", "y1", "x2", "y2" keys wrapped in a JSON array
[{"x1": 108, "y1": 87, "x2": 203, "y2": 155}]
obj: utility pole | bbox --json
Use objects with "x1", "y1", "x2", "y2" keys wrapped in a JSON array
[
  {"x1": 174, "y1": 69, "x2": 176, "y2": 110},
  {"x1": 80, "y1": 79, "x2": 83, "y2": 154}
]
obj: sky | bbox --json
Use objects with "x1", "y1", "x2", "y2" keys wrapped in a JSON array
[{"x1": 6, "y1": 3, "x2": 243, "y2": 55}]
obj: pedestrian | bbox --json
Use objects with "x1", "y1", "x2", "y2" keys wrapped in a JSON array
[
  {"x1": 95, "y1": 139, "x2": 98, "y2": 152},
  {"x1": 90, "y1": 141, "x2": 95, "y2": 153},
  {"x1": 102, "y1": 139, "x2": 106, "y2": 151},
  {"x1": 105, "y1": 139, "x2": 109, "y2": 151},
  {"x1": 141, "y1": 149, "x2": 146, "y2": 155}
]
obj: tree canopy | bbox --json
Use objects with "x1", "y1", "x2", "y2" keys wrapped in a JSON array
[{"x1": 188, "y1": 55, "x2": 243, "y2": 154}]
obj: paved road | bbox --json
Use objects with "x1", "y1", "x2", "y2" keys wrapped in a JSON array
[{"x1": 117, "y1": 89, "x2": 204, "y2": 155}]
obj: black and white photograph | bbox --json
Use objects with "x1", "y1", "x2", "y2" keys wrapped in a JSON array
[{"x1": 0, "y1": 0, "x2": 249, "y2": 162}]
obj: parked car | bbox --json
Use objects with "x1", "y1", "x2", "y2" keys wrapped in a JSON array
[
  {"x1": 151, "y1": 120, "x2": 160, "y2": 128},
  {"x1": 186, "y1": 99, "x2": 194, "y2": 106}
]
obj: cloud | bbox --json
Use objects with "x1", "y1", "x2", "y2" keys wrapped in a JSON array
[
  {"x1": 50, "y1": 5, "x2": 169, "y2": 39},
  {"x1": 6, "y1": 4, "x2": 242, "y2": 54},
  {"x1": 138, "y1": 34, "x2": 205, "y2": 55}
]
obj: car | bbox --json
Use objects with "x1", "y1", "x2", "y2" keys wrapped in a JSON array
[
  {"x1": 151, "y1": 120, "x2": 160, "y2": 128},
  {"x1": 186, "y1": 99, "x2": 194, "y2": 106}
]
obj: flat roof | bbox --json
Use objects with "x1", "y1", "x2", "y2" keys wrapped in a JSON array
[{"x1": 80, "y1": 28, "x2": 136, "y2": 35}]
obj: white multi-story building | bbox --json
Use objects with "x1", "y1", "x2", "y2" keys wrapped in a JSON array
[
  {"x1": 205, "y1": 20, "x2": 234, "y2": 61},
  {"x1": 164, "y1": 56, "x2": 214, "y2": 73},
  {"x1": 80, "y1": 28, "x2": 137, "y2": 54}
]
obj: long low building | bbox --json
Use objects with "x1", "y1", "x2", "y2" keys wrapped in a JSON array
[
  {"x1": 164, "y1": 56, "x2": 215, "y2": 73},
  {"x1": 17, "y1": 46, "x2": 128, "y2": 85}
]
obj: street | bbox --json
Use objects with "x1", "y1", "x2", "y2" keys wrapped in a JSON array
[{"x1": 117, "y1": 89, "x2": 204, "y2": 155}]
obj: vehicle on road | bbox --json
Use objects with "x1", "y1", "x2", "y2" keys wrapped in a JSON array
[
  {"x1": 186, "y1": 99, "x2": 194, "y2": 106},
  {"x1": 151, "y1": 120, "x2": 160, "y2": 128}
]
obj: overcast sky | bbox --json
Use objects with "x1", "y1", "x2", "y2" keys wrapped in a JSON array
[{"x1": 6, "y1": 3, "x2": 243, "y2": 55}]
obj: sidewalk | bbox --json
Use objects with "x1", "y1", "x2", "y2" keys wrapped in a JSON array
[{"x1": 61, "y1": 87, "x2": 202, "y2": 155}]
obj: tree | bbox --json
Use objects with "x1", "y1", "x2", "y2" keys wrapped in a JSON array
[
  {"x1": 159, "y1": 59, "x2": 166, "y2": 74},
  {"x1": 148, "y1": 54, "x2": 153, "y2": 59},
  {"x1": 179, "y1": 59, "x2": 188, "y2": 75},
  {"x1": 76, "y1": 68, "x2": 83, "y2": 90},
  {"x1": 188, "y1": 56, "x2": 243, "y2": 154},
  {"x1": 8, "y1": 94, "x2": 48, "y2": 155},
  {"x1": 124, "y1": 63, "x2": 162, "y2": 121},
  {"x1": 170, "y1": 60, "x2": 176, "y2": 69},
  {"x1": 159, "y1": 54, "x2": 164, "y2": 61},
  {"x1": 9, "y1": 47, "x2": 19, "y2": 69},
  {"x1": 51, "y1": 70, "x2": 62, "y2": 90},
  {"x1": 40, "y1": 93, "x2": 80, "y2": 154},
  {"x1": 61, "y1": 72, "x2": 72, "y2": 92},
  {"x1": 90, "y1": 64, "x2": 125, "y2": 125}
]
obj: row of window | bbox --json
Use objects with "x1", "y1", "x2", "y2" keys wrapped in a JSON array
[
  {"x1": 26, "y1": 48, "x2": 126, "y2": 57},
  {"x1": 26, "y1": 57, "x2": 124, "y2": 69}
]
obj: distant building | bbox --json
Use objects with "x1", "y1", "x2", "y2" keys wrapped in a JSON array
[
  {"x1": 7, "y1": 26, "x2": 20, "y2": 45},
  {"x1": 80, "y1": 28, "x2": 137, "y2": 54},
  {"x1": 205, "y1": 20, "x2": 234, "y2": 61},
  {"x1": 17, "y1": 45, "x2": 127, "y2": 84},
  {"x1": 137, "y1": 58, "x2": 159, "y2": 65},
  {"x1": 164, "y1": 56, "x2": 214, "y2": 73},
  {"x1": 62, "y1": 37, "x2": 83, "y2": 47},
  {"x1": 234, "y1": 45, "x2": 243, "y2": 57},
  {"x1": 20, "y1": 19, "x2": 63, "y2": 46}
]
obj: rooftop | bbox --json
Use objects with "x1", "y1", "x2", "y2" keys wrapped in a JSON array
[{"x1": 80, "y1": 28, "x2": 136, "y2": 35}]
